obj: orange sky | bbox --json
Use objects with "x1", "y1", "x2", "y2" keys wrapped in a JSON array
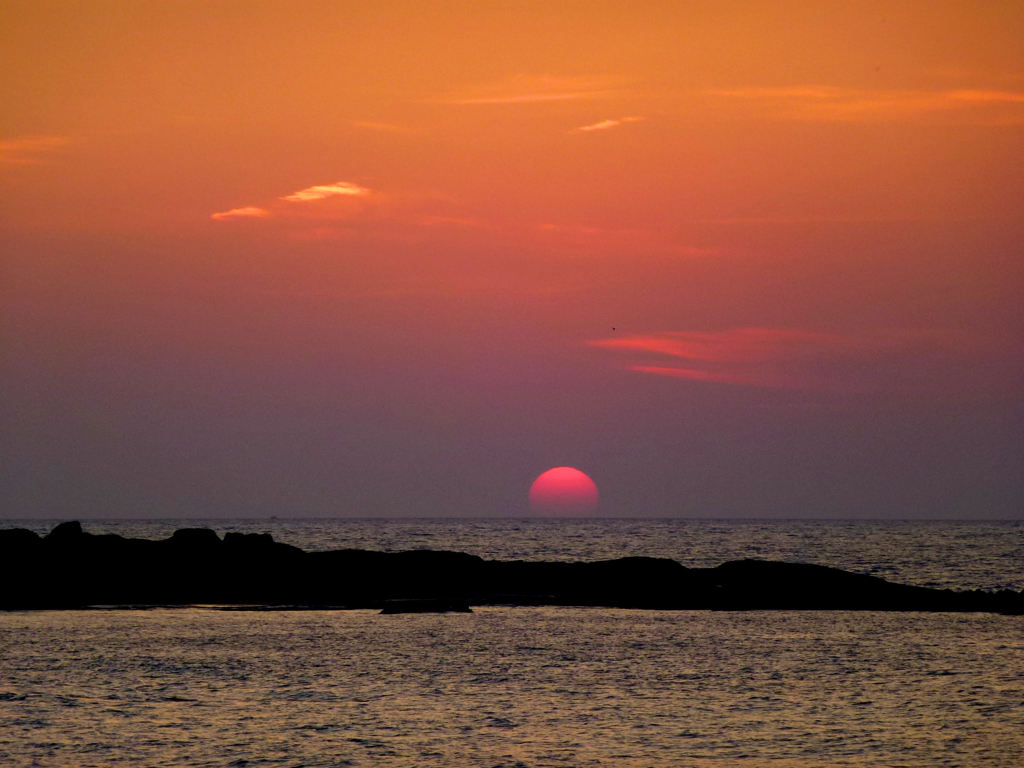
[{"x1": 2, "y1": 1, "x2": 1022, "y2": 518}]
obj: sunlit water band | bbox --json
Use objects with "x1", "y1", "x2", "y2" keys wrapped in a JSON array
[{"x1": 1, "y1": 607, "x2": 1021, "y2": 767}]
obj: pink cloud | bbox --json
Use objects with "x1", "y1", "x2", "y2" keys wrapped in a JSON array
[
  {"x1": 589, "y1": 327, "x2": 999, "y2": 393},
  {"x1": 593, "y1": 328, "x2": 846, "y2": 364}
]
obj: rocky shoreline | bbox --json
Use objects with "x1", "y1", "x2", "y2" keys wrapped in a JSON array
[{"x1": 2, "y1": 522, "x2": 1021, "y2": 614}]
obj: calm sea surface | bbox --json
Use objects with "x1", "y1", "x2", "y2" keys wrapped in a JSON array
[
  {"x1": 1, "y1": 608, "x2": 1021, "y2": 767},
  {"x1": 2, "y1": 519, "x2": 1022, "y2": 766}
]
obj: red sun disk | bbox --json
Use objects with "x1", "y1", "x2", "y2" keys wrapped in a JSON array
[{"x1": 528, "y1": 466, "x2": 599, "y2": 516}]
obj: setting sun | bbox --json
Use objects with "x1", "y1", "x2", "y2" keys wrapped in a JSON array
[{"x1": 529, "y1": 467, "x2": 600, "y2": 516}]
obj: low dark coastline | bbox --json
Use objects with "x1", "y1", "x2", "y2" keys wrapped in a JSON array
[{"x1": 2, "y1": 521, "x2": 1021, "y2": 614}]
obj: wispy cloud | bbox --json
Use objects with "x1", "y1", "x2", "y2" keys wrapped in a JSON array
[
  {"x1": 210, "y1": 206, "x2": 271, "y2": 221},
  {"x1": 708, "y1": 86, "x2": 1024, "y2": 123},
  {"x1": 589, "y1": 327, "x2": 993, "y2": 393},
  {"x1": 0, "y1": 135, "x2": 72, "y2": 165},
  {"x1": 440, "y1": 75, "x2": 624, "y2": 105},
  {"x1": 213, "y1": 180, "x2": 373, "y2": 222},
  {"x1": 574, "y1": 116, "x2": 644, "y2": 132},
  {"x1": 280, "y1": 181, "x2": 371, "y2": 203}
]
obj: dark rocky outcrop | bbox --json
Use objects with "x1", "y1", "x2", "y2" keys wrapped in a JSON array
[
  {"x1": 1, "y1": 522, "x2": 1021, "y2": 614},
  {"x1": 380, "y1": 598, "x2": 472, "y2": 614}
]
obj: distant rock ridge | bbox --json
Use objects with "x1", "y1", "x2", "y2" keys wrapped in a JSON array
[{"x1": 1, "y1": 522, "x2": 1021, "y2": 614}]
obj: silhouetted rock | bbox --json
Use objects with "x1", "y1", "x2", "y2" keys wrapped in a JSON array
[
  {"x1": 170, "y1": 528, "x2": 221, "y2": 548},
  {"x1": 45, "y1": 520, "x2": 83, "y2": 541},
  {"x1": 0, "y1": 528, "x2": 41, "y2": 549},
  {"x1": 224, "y1": 531, "x2": 272, "y2": 549},
  {"x1": 1, "y1": 521, "x2": 1021, "y2": 615},
  {"x1": 380, "y1": 598, "x2": 472, "y2": 614}
]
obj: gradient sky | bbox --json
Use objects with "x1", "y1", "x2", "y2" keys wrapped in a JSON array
[{"x1": 2, "y1": 1, "x2": 1022, "y2": 519}]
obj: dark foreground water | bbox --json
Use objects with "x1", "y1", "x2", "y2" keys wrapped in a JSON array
[
  {"x1": 2, "y1": 519, "x2": 1021, "y2": 766},
  {"x1": 1, "y1": 608, "x2": 1021, "y2": 767}
]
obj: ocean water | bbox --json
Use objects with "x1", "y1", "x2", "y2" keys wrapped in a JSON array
[
  {"x1": 1, "y1": 608, "x2": 1021, "y2": 767},
  {"x1": 7, "y1": 517, "x2": 1024, "y2": 590},
  {"x1": 2, "y1": 519, "x2": 1022, "y2": 766}
]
